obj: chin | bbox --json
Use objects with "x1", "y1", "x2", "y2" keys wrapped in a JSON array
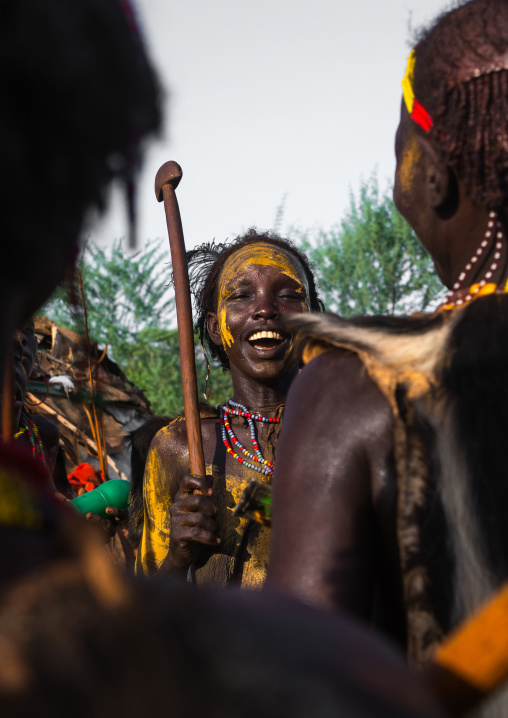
[{"x1": 252, "y1": 359, "x2": 298, "y2": 383}]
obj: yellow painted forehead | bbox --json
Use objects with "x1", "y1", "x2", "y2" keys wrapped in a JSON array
[{"x1": 218, "y1": 242, "x2": 307, "y2": 291}]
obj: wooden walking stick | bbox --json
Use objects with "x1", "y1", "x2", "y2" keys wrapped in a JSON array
[{"x1": 155, "y1": 161, "x2": 206, "y2": 480}]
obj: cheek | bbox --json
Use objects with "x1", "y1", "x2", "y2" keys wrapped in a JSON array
[{"x1": 394, "y1": 135, "x2": 424, "y2": 221}]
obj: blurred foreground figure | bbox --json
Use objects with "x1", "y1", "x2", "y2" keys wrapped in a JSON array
[
  {"x1": 0, "y1": 557, "x2": 444, "y2": 718},
  {"x1": 268, "y1": 0, "x2": 508, "y2": 714},
  {"x1": 0, "y1": 1, "x2": 444, "y2": 717},
  {"x1": 0, "y1": 0, "x2": 160, "y2": 579}
]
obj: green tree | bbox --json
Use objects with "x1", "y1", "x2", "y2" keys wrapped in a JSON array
[
  {"x1": 41, "y1": 240, "x2": 233, "y2": 415},
  {"x1": 44, "y1": 239, "x2": 175, "y2": 364},
  {"x1": 122, "y1": 326, "x2": 232, "y2": 416},
  {"x1": 295, "y1": 177, "x2": 445, "y2": 316}
]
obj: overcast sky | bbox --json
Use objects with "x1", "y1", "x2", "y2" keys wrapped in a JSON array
[{"x1": 90, "y1": 0, "x2": 451, "y2": 252}]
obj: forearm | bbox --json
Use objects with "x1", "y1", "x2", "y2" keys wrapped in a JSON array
[{"x1": 156, "y1": 545, "x2": 192, "y2": 578}]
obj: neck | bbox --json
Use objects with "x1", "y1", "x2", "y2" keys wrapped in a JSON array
[
  {"x1": 229, "y1": 366, "x2": 298, "y2": 413},
  {"x1": 437, "y1": 204, "x2": 493, "y2": 289},
  {"x1": 446, "y1": 208, "x2": 508, "y2": 293}
]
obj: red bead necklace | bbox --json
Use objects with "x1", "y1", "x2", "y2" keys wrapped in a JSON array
[
  {"x1": 218, "y1": 400, "x2": 280, "y2": 476},
  {"x1": 14, "y1": 415, "x2": 47, "y2": 468}
]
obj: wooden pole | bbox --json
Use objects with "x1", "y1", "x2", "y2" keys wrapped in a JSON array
[{"x1": 155, "y1": 161, "x2": 205, "y2": 479}]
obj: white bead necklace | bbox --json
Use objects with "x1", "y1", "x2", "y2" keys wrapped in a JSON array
[{"x1": 445, "y1": 211, "x2": 504, "y2": 307}]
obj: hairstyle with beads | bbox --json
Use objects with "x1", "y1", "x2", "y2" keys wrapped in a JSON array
[
  {"x1": 186, "y1": 228, "x2": 324, "y2": 370},
  {"x1": 410, "y1": 0, "x2": 508, "y2": 211}
]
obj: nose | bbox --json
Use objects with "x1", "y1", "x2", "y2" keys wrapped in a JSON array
[{"x1": 252, "y1": 293, "x2": 279, "y2": 320}]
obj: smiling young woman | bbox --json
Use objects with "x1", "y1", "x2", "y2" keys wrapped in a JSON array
[{"x1": 135, "y1": 229, "x2": 322, "y2": 586}]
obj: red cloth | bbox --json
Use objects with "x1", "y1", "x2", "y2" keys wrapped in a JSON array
[{"x1": 67, "y1": 462, "x2": 103, "y2": 494}]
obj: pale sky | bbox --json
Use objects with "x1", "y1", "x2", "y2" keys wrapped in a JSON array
[{"x1": 90, "y1": 0, "x2": 451, "y2": 251}]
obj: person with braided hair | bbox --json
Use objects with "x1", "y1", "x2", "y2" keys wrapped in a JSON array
[
  {"x1": 0, "y1": 2, "x2": 463, "y2": 717},
  {"x1": 267, "y1": 0, "x2": 508, "y2": 696},
  {"x1": 135, "y1": 228, "x2": 323, "y2": 585}
]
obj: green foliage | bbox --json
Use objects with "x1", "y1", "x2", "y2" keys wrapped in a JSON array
[
  {"x1": 40, "y1": 240, "x2": 232, "y2": 415},
  {"x1": 122, "y1": 326, "x2": 233, "y2": 416},
  {"x1": 295, "y1": 177, "x2": 445, "y2": 316},
  {"x1": 44, "y1": 240, "x2": 174, "y2": 357},
  {"x1": 40, "y1": 177, "x2": 444, "y2": 415}
]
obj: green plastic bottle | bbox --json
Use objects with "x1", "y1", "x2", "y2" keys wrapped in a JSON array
[{"x1": 70, "y1": 479, "x2": 130, "y2": 518}]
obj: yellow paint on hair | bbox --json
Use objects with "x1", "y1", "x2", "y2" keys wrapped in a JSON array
[{"x1": 219, "y1": 243, "x2": 305, "y2": 288}]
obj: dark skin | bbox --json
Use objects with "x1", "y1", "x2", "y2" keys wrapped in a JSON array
[
  {"x1": 266, "y1": 103, "x2": 508, "y2": 642},
  {"x1": 154, "y1": 246, "x2": 311, "y2": 576}
]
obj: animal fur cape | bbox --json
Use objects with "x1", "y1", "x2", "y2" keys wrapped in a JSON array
[{"x1": 288, "y1": 294, "x2": 508, "y2": 666}]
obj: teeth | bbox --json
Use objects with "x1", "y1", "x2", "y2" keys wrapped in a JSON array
[{"x1": 249, "y1": 331, "x2": 283, "y2": 341}]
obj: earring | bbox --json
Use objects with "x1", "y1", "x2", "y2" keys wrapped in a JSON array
[{"x1": 201, "y1": 343, "x2": 212, "y2": 401}]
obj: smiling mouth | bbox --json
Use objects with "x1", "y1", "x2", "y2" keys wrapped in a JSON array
[{"x1": 248, "y1": 330, "x2": 287, "y2": 351}]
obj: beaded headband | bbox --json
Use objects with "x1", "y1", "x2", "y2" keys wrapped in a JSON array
[
  {"x1": 402, "y1": 48, "x2": 508, "y2": 133},
  {"x1": 402, "y1": 49, "x2": 433, "y2": 132},
  {"x1": 464, "y1": 60, "x2": 508, "y2": 81}
]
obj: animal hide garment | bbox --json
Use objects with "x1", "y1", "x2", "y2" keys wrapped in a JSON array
[{"x1": 287, "y1": 294, "x2": 508, "y2": 676}]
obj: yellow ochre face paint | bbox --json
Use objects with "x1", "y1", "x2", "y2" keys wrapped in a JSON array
[
  {"x1": 216, "y1": 243, "x2": 309, "y2": 348},
  {"x1": 398, "y1": 133, "x2": 422, "y2": 198}
]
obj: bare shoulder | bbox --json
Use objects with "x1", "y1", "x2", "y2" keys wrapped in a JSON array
[
  {"x1": 288, "y1": 348, "x2": 393, "y2": 454},
  {"x1": 149, "y1": 419, "x2": 188, "y2": 461},
  {"x1": 146, "y1": 414, "x2": 220, "y2": 494},
  {"x1": 141, "y1": 420, "x2": 188, "y2": 501}
]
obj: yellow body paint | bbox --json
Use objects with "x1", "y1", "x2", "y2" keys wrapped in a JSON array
[
  {"x1": 219, "y1": 307, "x2": 234, "y2": 348},
  {"x1": 217, "y1": 243, "x2": 308, "y2": 347},
  {"x1": 136, "y1": 419, "x2": 272, "y2": 586},
  {"x1": 398, "y1": 133, "x2": 421, "y2": 197}
]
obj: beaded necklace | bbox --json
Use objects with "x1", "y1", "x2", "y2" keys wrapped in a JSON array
[
  {"x1": 14, "y1": 415, "x2": 47, "y2": 468},
  {"x1": 443, "y1": 211, "x2": 505, "y2": 308},
  {"x1": 218, "y1": 399, "x2": 280, "y2": 477}
]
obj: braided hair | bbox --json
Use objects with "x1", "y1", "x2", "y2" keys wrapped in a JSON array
[
  {"x1": 412, "y1": 0, "x2": 508, "y2": 210},
  {"x1": 187, "y1": 228, "x2": 323, "y2": 370}
]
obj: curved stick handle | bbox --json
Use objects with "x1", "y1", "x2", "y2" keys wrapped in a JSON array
[{"x1": 155, "y1": 161, "x2": 205, "y2": 478}]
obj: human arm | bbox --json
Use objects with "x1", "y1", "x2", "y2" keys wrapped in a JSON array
[
  {"x1": 266, "y1": 349, "x2": 395, "y2": 620},
  {"x1": 85, "y1": 506, "x2": 129, "y2": 540},
  {"x1": 136, "y1": 423, "x2": 220, "y2": 578}
]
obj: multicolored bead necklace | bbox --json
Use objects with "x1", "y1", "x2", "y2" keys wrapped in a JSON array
[
  {"x1": 14, "y1": 415, "x2": 47, "y2": 468},
  {"x1": 218, "y1": 400, "x2": 280, "y2": 476}
]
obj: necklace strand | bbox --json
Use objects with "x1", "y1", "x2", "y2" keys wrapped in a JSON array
[
  {"x1": 218, "y1": 400, "x2": 280, "y2": 476},
  {"x1": 14, "y1": 416, "x2": 47, "y2": 467},
  {"x1": 445, "y1": 210, "x2": 504, "y2": 307}
]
